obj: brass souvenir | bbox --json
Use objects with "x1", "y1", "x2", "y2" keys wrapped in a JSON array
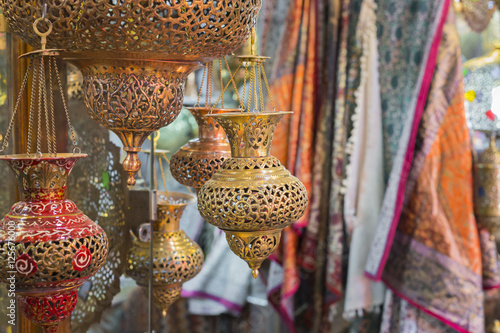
[
  {"x1": 126, "y1": 192, "x2": 204, "y2": 315},
  {"x1": 474, "y1": 135, "x2": 500, "y2": 233},
  {"x1": 197, "y1": 112, "x2": 308, "y2": 278},
  {"x1": 170, "y1": 107, "x2": 235, "y2": 192}
]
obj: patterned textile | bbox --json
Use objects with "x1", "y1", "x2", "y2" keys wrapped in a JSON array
[
  {"x1": 380, "y1": 290, "x2": 458, "y2": 333},
  {"x1": 381, "y1": 10, "x2": 488, "y2": 332},
  {"x1": 365, "y1": 0, "x2": 450, "y2": 280},
  {"x1": 342, "y1": 0, "x2": 386, "y2": 320},
  {"x1": 268, "y1": 0, "x2": 347, "y2": 331},
  {"x1": 267, "y1": 0, "x2": 321, "y2": 331},
  {"x1": 480, "y1": 229, "x2": 500, "y2": 289}
]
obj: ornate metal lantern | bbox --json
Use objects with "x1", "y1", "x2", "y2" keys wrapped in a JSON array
[
  {"x1": 170, "y1": 107, "x2": 235, "y2": 192},
  {"x1": 126, "y1": 191, "x2": 203, "y2": 315},
  {"x1": 1, "y1": 0, "x2": 262, "y2": 185},
  {"x1": 197, "y1": 34, "x2": 308, "y2": 278},
  {"x1": 171, "y1": 61, "x2": 243, "y2": 192},
  {"x1": 0, "y1": 20, "x2": 108, "y2": 333}
]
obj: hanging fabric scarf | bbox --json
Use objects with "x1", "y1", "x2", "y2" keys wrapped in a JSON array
[
  {"x1": 267, "y1": 0, "x2": 320, "y2": 330},
  {"x1": 365, "y1": 0, "x2": 450, "y2": 281},
  {"x1": 379, "y1": 6, "x2": 494, "y2": 333},
  {"x1": 342, "y1": 0, "x2": 386, "y2": 320}
]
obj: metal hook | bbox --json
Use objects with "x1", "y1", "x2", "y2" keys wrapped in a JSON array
[{"x1": 42, "y1": 2, "x2": 47, "y2": 19}]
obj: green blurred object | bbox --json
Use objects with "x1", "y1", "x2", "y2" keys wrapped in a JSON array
[
  {"x1": 102, "y1": 171, "x2": 110, "y2": 191},
  {"x1": 155, "y1": 107, "x2": 198, "y2": 155}
]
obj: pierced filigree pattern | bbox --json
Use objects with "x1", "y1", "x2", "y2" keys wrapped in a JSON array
[
  {"x1": 127, "y1": 231, "x2": 204, "y2": 285},
  {"x1": 80, "y1": 62, "x2": 187, "y2": 132},
  {"x1": 0, "y1": 233, "x2": 108, "y2": 287},
  {"x1": 210, "y1": 112, "x2": 288, "y2": 157},
  {"x1": 19, "y1": 289, "x2": 78, "y2": 329},
  {"x1": 226, "y1": 231, "x2": 281, "y2": 269},
  {"x1": 2, "y1": 0, "x2": 261, "y2": 60},
  {"x1": 0, "y1": 155, "x2": 109, "y2": 331},
  {"x1": 171, "y1": 108, "x2": 233, "y2": 190},
  {"x1": 152, "y1": 285, "x2": 182, "y2": 315},
  {"x1": 126, "y1": 192, "x2": 203, "y2": 313},
  {"x1": 197, "y1": 112, "x2": 308, "y2": 275},
  {"x1": 197, "y1": 159, "x2": 308, "y2": 231},
  {"x1": 171, "y1": 153, "x2": 229, "y2": 190}
]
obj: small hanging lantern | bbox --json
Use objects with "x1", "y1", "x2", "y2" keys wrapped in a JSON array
[
  {"x1": 171, "y1": 59, "x2": 242, "y2": 193},
  {"x1": 126, "y1": 145, "x2": 204, "y2": 315},
  {"x1": 197, "y1": 29, "x2": 309, "y2": 278},
  {"x1": 474, "y1": 132, "x2": 500, "y2": 233},
  {"x1": 126, "y1": 191, "x2": 203, "y2": 315},
  {"x1": 0, "y1": 14, "x2": 108, "y2": 333}
]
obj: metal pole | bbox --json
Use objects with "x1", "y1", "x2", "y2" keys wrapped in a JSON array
[{"x1": 148, "y1": 133, "x2": 155, "y2": 333}]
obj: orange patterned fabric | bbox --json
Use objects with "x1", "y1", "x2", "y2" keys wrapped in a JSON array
[
  {"x1": 397, "y1": 88, "x2": 481, "y2": 274},
  {"x1": 381, "y1": 17, "x2": 487, "y2": 331}
]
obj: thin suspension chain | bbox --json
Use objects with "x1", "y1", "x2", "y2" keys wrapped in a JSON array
[
  {"x1": 224, "y1": 57, "x2": 243, "y2": 110},
  {"x1": 210, "y1": 61, "x2": 242, "y2": 111},
  {"x1": 36, "y1": 57, "x2": 44, "y2": 154},
  {"x1": 252, "y1": 63, "x2": 258, "y2": 112},
  {"x1": 261, "y1": 62, "x2": 276, "y2": 111},
  {"x1": 257, "y1": 62, "x2": 264, "y2": 112},
  {"x1": 27, "y1": 59, "x2": 39, "y2": 156},
  {"x1": 53, "y1": 57, "x2": 79, "y2": 152},
  {"x1": 206, "y1": 62, "x2": 213, "y2": 108},
  {"x1": 195, "y1": 63, "x2": 208, "y2": 108},
  {"x1": 40, "y1": 57, "x2": 52, "y2": 155},
  {"x1": 219, "y1": 58, "x2": 224, "y2": 108},
  {"x1": 0, "y1": 60, "x2": 33, "y2": 153},
  {"x1": 48, "y1": 56, "x2": 56, "y2": 155}
]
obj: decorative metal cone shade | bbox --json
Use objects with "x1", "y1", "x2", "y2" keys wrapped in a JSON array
[
  {"x1": 474, "y1": 136, "x2": 500, "y2": 233},
  {"x1": 197, "y1": 112, "x2": 308, "y2": 277},
  {"x1": 171, "y1": 107, "x2": 237, "y2": 191},
  {"x1": 126, "y1": 191, "x2": 204, "y2": 314},
  {"x1": 0, "y1": 154, "x2": 109, "y2": 333},
  {"x1": 2, "y1": 0, "x2": 262, "y2": 185}
]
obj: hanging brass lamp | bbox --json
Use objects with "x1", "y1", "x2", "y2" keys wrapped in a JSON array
[
  {"x1": 474, "y1": 133, "x2": 500, "y2": 233},
  {"x1": 171, "y1": 60, "x2": 243, "y2": 192},
  {"x1": 197, "y1": 29, "x2": 308, "y2": 278},
  {"x1": 0, "y1": 19, "x2": 108, "y2": 333},
  {"x1": 1, "y1": 0, "x2": 262, "y2": 185},
  {"x1": 126, "y1": 191, "x2": 203, "y2": 315}
]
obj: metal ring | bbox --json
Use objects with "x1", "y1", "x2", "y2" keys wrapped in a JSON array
[
  {"x1": 34, "y1": 151, "x2": 43, "y2": 159},
  {"x1": 138, "y1": 223, "x2": 151, "y2": 242},
  {"x1": 33, "y1": 17, "x2": 53, "y2": 37},
  {"x1": 73, "y1": 147, "x2": 81, "y2": 154}
]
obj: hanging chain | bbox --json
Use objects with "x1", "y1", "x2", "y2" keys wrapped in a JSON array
[
  {"x1": 48, "y1": 54, "x2": 56, "y2": 155},
  {"x1": 53, "y1": 57, "x2": 79, "y2": 153},
  {"x1": 1, "y1": 7, "x2": 79, "y2": 157},
  {"x1": 36, "y1": 56, "x2": 45, "y2": 155},
  {"x1": 261, "y1": 62, "x2": 276, "y2": 111},
  {"x1": 242, "y1": 63, "x2": 248, "y2": 112},
  {"x1": 206, "y1": 62, "x2": 213, "y2": 108},
  {"x1": 248, "y1": 62, "x2": 256, "y2": 112},
  {"x1": 219, "y1": 59, "x2": 224, "y2": 108},
  {"x1": 210, "y1": 60, "x2": 242, "y2": 111},
  {"x1": 224, "y1": 57, "x2": 243, "y2": 110},
  {"x1": 26, "y1": 59, "x2": 39, "y2": 157},
  {"x1": 195, "y1": 63, "x2": 208, "y2": 108},
  {"x1": 0, "y1": 60, "x2": 33, "y2": 153}
]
